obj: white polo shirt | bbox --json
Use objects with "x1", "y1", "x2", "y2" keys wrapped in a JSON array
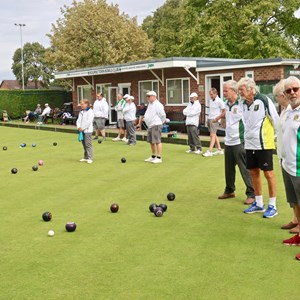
[
  {"x1": 224, "y1": 99, "x2": 244, "y2": 146},
  {"x1": 242, "y1": 93, "x2": 279, "y2": 150},
  {"x1": 208, "y1": 96, "x2": 225, "y2": 119},
  {"x1": 282, "y1": 105, "x2": 300, "y2": 177},
  {"x1": 277, "y1": 104, "x2": 291, "y2": 160}
]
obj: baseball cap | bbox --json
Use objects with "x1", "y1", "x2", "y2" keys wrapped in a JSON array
[
  {"x1": 146, "y1": 91, "x2": 157, "y2": 97},
  {"x1": 190, "y1": 92, "x2": 198, "y2": 98}
]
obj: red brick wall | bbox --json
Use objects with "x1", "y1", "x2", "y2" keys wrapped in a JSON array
[
  {"x1": 73, "y1": 67, "x2": 198, "y2": 114},
  {"x1": 72, "y1": 65, "x2": 285, "y2": 114}
]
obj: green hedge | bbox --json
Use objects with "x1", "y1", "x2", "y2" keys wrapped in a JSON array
[{"x1": 0, "y1": 90, "x2": 72, "y2": 119}]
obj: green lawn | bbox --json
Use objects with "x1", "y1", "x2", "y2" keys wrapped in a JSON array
[{"x1": 0, "y1": 126, "x2": 298, "y2": 300}]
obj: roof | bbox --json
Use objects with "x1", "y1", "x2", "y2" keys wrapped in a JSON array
[
  {"x1": 196, "y1": 57, "x2": 300, "y2": 71},
  {"x1": 0, "y1": 80, "x2": 44, "y2": 90},
  {"x1": 55, "y1": 57, "x2": 245, "y2": 79}
]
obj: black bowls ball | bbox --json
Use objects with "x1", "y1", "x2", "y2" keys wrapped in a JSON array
[
  {"x1": 110, "y1": 203, "x2": 119, "y2": 213},
  {"x1": 42, "y1": 211, "x2": 52, "y2": 222},
  {"x1": 65, "y1": 222, "x2": 77, "y2": 232},
  {"x1": 167, "y1": 192, "x2": 175, "y2": 201}
]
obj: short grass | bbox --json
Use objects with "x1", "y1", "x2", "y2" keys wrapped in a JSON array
[{"x1": 0, "y1": 126, "x2": 298, "y2": 300}]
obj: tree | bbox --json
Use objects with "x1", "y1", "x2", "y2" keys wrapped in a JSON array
[
  {"x1": 46, "y1": 0, "x2": 153, "y2": 71},
  {"x1": 142, "y1": 0, "x2": 186, "y2": 57},
  {"x1": 181, "y1": 0, "x2": 300, "y2": 58},
  {"x1": 12, "y1": 42, "x2": 54, "y2": 88}
]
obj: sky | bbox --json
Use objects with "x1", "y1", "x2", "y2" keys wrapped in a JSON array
[{"x1": 0, "y1": 0, "x2": 165, "y2": 82}]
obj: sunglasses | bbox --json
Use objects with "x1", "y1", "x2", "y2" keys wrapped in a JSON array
[{"x1": 285, "y1": 87, "x2": 300, "y2": 94}]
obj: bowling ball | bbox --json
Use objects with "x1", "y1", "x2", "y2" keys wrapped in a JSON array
[
  {"x1": 167, "y1": 192, "x2": 175, "y2": 201},
  {"x1": 110, "y1": 203, "x2": 119, "y2": 213},
  {"x1": 65, "y1": 222, "x2": 77, "y2": 232},
  {"x1": 42, "y1": 211, "x2": 52, "y2": 222}
]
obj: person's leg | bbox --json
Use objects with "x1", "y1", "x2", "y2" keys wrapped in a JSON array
[
  {"x1": 190, "y1": 126, "x2": 202, "y2": 151},
  {"x1": 209, "y1": 133, "x2": 216, "y2": 151},
  {"x1": 150, "y1": 143, "x2": 156, "y2": 156},
  {"x1": 215, "y1": 135, "x2": 221, "y2": 150},
  {"x1": 156, "y1": 143, "x2": 162, "y2": 157},
  {"x1": 263, "y1": 170, "x2": 276, "y2": 198},
  {"x1": 223, "y1": 145, "x2": 236, "y2": 195},
  {"x1": 85, "y1": 133, "x2": 93, "y2": 161},
  {"x1": 127, "y1": 121, "x2": 135, "y2": 144},
  {"x1": 186, "y1": 126, "x2": 194, "y2": 151},
  {"x1": 235, "y1": 144, "x2": 255, "y2": 198}
]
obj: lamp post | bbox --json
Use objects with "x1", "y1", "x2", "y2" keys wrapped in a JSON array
[{"x1": 14, "y1": 23, "x2": 26, "y2": 90}]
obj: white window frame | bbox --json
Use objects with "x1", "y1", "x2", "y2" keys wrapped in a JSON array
[
  {"x1": 138, "y1": 80, "x2": 159, "y2": 104},
  {"x1": 96, "y1": 83, "x2": 112, "y2": 100},
  {"x1": 245, "y1": 71, "x2": 254, "y2": 79},
  {"x1": 118, "y1": 83, "x2": 131, "y2": 95},
  {"x1": 77, "y1": 85, "x2": 92, "y2": 105},
  {"x1": 166, "y1": 77, "x2": 190, "y2": 106}
]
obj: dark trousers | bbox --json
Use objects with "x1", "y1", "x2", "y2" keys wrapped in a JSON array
[
  {"x1": 224, "y1": 144, "x2": 255, "y2": 197},
  {"x1": 186, "y1": 125, "x2": 202, "y2": 151}
]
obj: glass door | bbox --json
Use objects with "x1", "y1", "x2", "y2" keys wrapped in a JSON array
[{"x1": 108, "y1": 87, "x2": 118, "y2": 124}]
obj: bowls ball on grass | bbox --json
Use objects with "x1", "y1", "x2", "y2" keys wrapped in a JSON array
[
  {"x1": 110, "y1": 203, "x2": 119, "y2": 213},
  {"x1": 32, "y1": 143, "x2": 37, "y2": 147},
  {"x1": 159, "y1": 203, "x2": 168, "y2": 212},
  {"x1": 167, "y1": 192, "x2": 176, "y2": 201},
  {"x1": 3, "y1": 146, "x2": 7, "y2": 150},
  {"x1": 11, "y1": 168, "x2": 18, "y2": 174},
  {"x1": 53, "y1": 142, "x2": 57, "y2": 146},
  {"x1": 149, "y1": 203, "x2": 158, "y2": 213},
  {"x1": 32, "y1": 165, "x2": 38, "y2": 171},
  {"x1": 154, "y1": 206, "x2": 164, "y2": 217},
  {"x1": 42, "y1": 211, "x2": 52, "y2": 222},
  {"x1": 48, "y1": 230, "x2": 55, "y2": 237},
  {"x1": 98, "y1": 140, "x2": 102, "y2": 144},
  {"x1": 121, "y1": 157, "x2": 126, "y2": 163},
  {"x1": 38, "y1": 160, "x2": 44, "y2": 166},
  {"x1": 65, "y1": 222, "x2": 77, "y2": 232}
]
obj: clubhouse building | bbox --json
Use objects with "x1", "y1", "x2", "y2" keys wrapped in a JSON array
[{"x1": 55, "y1": 57, "x2": 300, "y2": 125}]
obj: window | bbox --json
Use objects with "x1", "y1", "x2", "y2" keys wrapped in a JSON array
[
  {"x1": 96, "y1": 83, "x2": 111, "y2": 100},
  {"x1": 77, "y1": 85, "x2": 92, "y2": 105},
  {"x1": 138, "y1": 80, "x2": 159, "y2": 103},
  {"x1": 245, "y1": 71, "x2": 254, "y2": 79},
  {"x1": 166, "y1": 78, "x2": 190, "y2": 105},
  {"x1": 257, "y1": 83, "x2": 278, "y2": 111}
]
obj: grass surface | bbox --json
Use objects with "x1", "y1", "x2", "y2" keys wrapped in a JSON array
[{"x1": 0, "y1": 126, "x2": 298, "y2": 300}]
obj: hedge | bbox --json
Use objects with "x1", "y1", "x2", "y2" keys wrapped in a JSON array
[{"x1": 0, "y1": 90, "x2": 72, "y2": 119}]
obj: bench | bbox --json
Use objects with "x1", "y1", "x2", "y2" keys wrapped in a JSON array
[{"x1": 166, "y1": 111, "x2": 186, "y2": 133}]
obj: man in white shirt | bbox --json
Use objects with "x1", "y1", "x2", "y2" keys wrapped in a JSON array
[
  {"x1": 281, "y1": 76, "x2": 300, "y2": 253},
  {"x1": 218, "y1": 80, "x2": 255, "y2": 205},
  {"x1": 203, "y1": 88, "x2": 225, "y2": 157},
  {"x1": 40, "y1": 103, "x2": 51, "y2": 124},
  {"x1": 183, "y1": 92, "x2": 202, "y2": 154},
  {"x1": 143, "y1": 91, "x2": 166, "y2": 164},
  {"x1": 274, "y1": 80, "x2": 298, "y2": 232},
  {"x1": 92, "y1": 93, "x2": 109, "y2": 141},
  {"x1": 123, "y1": 96, "x2": 136, "y2": 146}
]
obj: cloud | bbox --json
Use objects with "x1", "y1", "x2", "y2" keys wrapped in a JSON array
[{"x1": 0, "y1": 0, "x2": 165, "y2": 81}]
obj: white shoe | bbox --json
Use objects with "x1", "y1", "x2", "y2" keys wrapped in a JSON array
[
  {"x1": 186, "y1": 149, "x2": 194, "y2": 153},
  {"x1": 113, "y1": 137, "x2": 121, "y2": 141},
  {"x1": 194, "y1": 149, "x2": 202, "y2": 155},
  {"x1": 122, "y1": 137, "x2": 128, "y2": 142},
  {"x1": 202, "y1": 150, "x2": 213, "y2": 157},
  {"x1": 79, "y1": 158, "x2": 87, "y2": 162},
  {"x1": 144, "y1": 157, "x2": 155, "y2": 162},
  {"x1": 87, "y1": 159, "x2": 93, "y2": 164},
  {"x1": 213, "y1": 149, "x2": 224, "y2": 155},
  {"x1": 151, "y1": 157, "x2": 162, "y2": 164}
]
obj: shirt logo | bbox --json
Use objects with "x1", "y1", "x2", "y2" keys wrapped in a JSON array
[
  {"x1": 233, "y1": 108, "x2": 238, "y2": 114},
  {"x1": 293, "y1": 114, "x2": 299, "y2": 121},
  {"x1": 254, "y1": 104, "x2": 259, "y2": 111}
]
